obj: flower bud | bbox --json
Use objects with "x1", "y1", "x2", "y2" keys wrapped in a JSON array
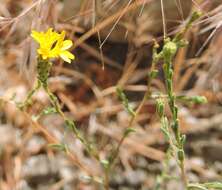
[
  {"x1": 163, "y1": 41, "x2": 177, "y2": 58},
  {"x1": 178, "y1": 149, "x2": 185, "y2": 161}
]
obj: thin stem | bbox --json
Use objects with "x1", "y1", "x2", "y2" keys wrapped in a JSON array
[
  {"x1": 19, "y1": 80, "x2": 41, "y2": 110},
  {"x1": 44, "y1": 85, "x2": 99, "y2": 160},
  {"x1": 128, "y1": 42, "x2": 161, "y2": 127},
  {"x1": 180, "y1": 160, "x2": 188, "y2": 187},
  {"x1": 104, "y1": 169, "x2": 110, "y2": 190},
  {"x1": 103, "y1": 127, "x2": 135, "y2": 190},
  {"x1": 162, "y1": 41, "x2": 188, "y2": 186},
  {"x1": 43, "y1": 85, "x2": 66, "y2": 118},
  {"x1": 160, "y1": 0, "x2": 167, "y2": 39},
  {"x1": 109, "y1": 134, "x2": 126, "y2": 169}
]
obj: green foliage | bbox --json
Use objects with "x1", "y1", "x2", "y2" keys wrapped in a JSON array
[
  {"x1": 100, "y1": 159, "x2": 110, "y2": 169},
  {"x1": 187, "y1": 182, "x2": 222, "y2": 190},
  {"x1": 149, "y1": 69, "x2": 159, "y2": 79},
  {"x1": 48, "y1": 143, "x2": 68, "y2": 152},
  {"x1": 116, "y1": 86, "x2": 135, "y2": 116},
  {"x1": 204, "y1": 182, "x2": 222, "y2": 189},
  {"x1": 163, "y1": 40, "x2": 177, "y2": 58},
  {"x1": 123, "y1": 127, "x2": 136, "y2": 137},
  {"x1": 19, "y1": 9, "x2": 217, "y2": 190},
  {"x1": 178, "y1": 95, "x2": 208, "y2": 104},
  {"x1": 156, "y1": 98, "x2": 165, "y2": 118},
  {"x1": 32, "y1": 106, "x2": 57, "y2": 121},
  {"x1": 20, "y1": 56, "x2": 98, "y2": 160},
  {"x1": 160, "y1": 117, "x2": 170, "y2": 141},
  {"x1": 151, "y1": 10, "x2": 205, "y2": 188}
]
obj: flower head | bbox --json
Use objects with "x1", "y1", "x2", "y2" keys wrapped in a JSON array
[{"x1": 31, "y1": 28, "x2": 75, "y2": 63}]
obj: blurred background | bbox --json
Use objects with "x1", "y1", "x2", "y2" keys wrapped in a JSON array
[{"x1": 0, "y1": 0, "x2": 222, "y2": 189}]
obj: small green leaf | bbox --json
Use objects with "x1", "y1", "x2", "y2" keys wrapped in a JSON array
[
  {"x1": 32, "y1": 107, "x2": 57, "y2": 121},
  {"x1": 191, "y1": 96, "x2": 208, "y2": 104},
  {"x1": 149, "y1": 69, "x2": 158, "y2": 79},
  {"x1": 188, "y1": 11, "x2": 202, "y2": 25},
  {"x1": 160, "y1": 117, "x2": 170, "y2": 141},
  {"x1": 65, "y1": 119, "x2": 77, "y2": 132},
  {"x1": 180, "y1": 134, "x2": 186, "y2": 145},
  {"x1": 204, "y1": 182, "x2": 222, "y2": 189},
  {"x1": 177, "y1": 95, "x2": 207, "y2": 104},
  {"x1": 101, "y1": 159, "x2": 110, "y2": 169},
  {"x1": 177, "y1": 149, "x2": 184, "y2": 161},
  {"x1": 188, "y1": 182, "x2": 222, "y2": 190},
  {"x1": 177, "y1": 39, "x2": 189, "y2": 47},
  {"x1": 156, "y1": 98, "x2": 164, "y2": 117},
  {"x1": 48, "y1": 143, "x2": 68, "y2": 152},
  {"x1": 42, "y1": 107, "x2": 57, "y2": 115},
  {"x1": 31, "y1": 115, "x2": 39, "y2": 122},
  {"x1": 116, "y1": 86, "x2": 135, "y2": 116},
  {"x1": 123, "y1": 128, "x2": 136, "y2": 137},
  {"x1": 187, "y1": 184, "x2": 208, "y2": 190},
  {"x1": 80, "y1": 175, "x2": 92, "y2": 183}
]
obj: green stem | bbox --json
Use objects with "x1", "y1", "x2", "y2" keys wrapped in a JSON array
[
  {"x1": 43, "y1": 82, "x2": 99, "y2": 160},
  {"x1": 19, "y1": 80, "x2": 41, "y2": 110},
  {"x1": 162, "y1": 40, "x2": 188, "y2": 187},
  {"x1": 104, "y1": 169, "x2": 110, "y2": 190},
  {"x1": 22, "y1": 57, "x2": 99, "y2": 161},
  {"x1": 128, "y1": 41, "x2": 161, "y2": 127}
]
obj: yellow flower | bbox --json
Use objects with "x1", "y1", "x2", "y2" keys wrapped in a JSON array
[{"x1": 31, "y1": 28, "x2": 75, "y2": 63}]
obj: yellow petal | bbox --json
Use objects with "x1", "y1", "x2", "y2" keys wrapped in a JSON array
[
  {"x1": 59, "y1": 31, "x2": 66, "y2": 42},
  {"x1": 31, "y1": 30, "x2": 43, "y2": 44},
  {"x1": 46, "y1": 28, "x2": 53, "y2": 36},
  {"x1": 31, "y1": 28, "x2": 75, "y2": 62},
  {"x1": 61, "y1": 40, "x2": 73, "y2": 50},
  {"x1": 42, "y1": 55, "x2": 48, "y2": 59},
  {"x1": 60, "y1": 51, "x2": 75, "y2": 63}
]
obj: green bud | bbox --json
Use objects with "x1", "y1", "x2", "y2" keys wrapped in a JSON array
[
  {"x1": 191, "y1": 96, "x2": 207, "y2": 104},
  {"x1": 163, "y1": 41, "x2": 177, "y2": 58},
  {"x1": 177, "y1": 39, "x2": 189, "y2": 47},
  {"x1": 189, "y1": 11, "x2": 202, "y2": 24},
  {"x1": 153, "y1": 39, "x2": 159, "y2": 49},
  {"x1": 37, "y1": 57, "x2": 52, "y2": 85},
  {"x1": 156, "y1": 98, "x2": 164, "y2": 117},
  {"x1": 178, "y1": 149, "x2": 185, "y2": 161}
]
